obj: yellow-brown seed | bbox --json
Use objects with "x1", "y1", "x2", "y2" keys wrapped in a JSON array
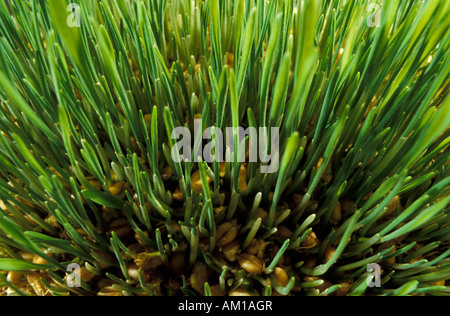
[
  {"x1": 170, "y1": 252, "x2": 186, "y2": 274},
  {"x1": 26, "y1": 272, "x2": 46, "y2": 296},
  {"x1": 330, "y1": 202, "x2": 342, "y2": 225},
  {"x1": 316, "y1": 158, "x2": 324, "y2": 169},
  {"x1": 277, "y1": 226, "x2": 293, "y2": 239},
  {"x1": 97, "y1": 278, "x2": 115, "y2": 289},
  {"x1": 108, "y1": 218, "x2": 132, "y2": 238},
  {"x1": 216, "y1": 222, "x2": 238, "y2": 247},
  {"x1": 335, "y1": 282, "x2": 352, "y2": 296},
  {"x1": 431, "y1": 280, "x2": 446, "y2": 287},
  {"x1": 269, "y1": 245, "x2": 285, "y2": 267},
  {"x1": 300, "y1": 231, "x2": 318, "y2": 249},
  {"x1": 161, "y1": 165, "x2": 173, "y2": 182},
  {"x1": 45, "y1": 215, "x2": 60, "y2": 228},
  {"x1": 336, "y1": 48, "x2": 344, "y2": 65},
  {"x1": 255, "y1": 208, "x2": 268, "y2": 225},
  {"x1": 24, "y1": 215, "x2": 37, "y2": 226},
  {"x1": 127, "y1": 262, "x2": 149, "y2": 283},
  {"x1": 362, "y1": 192, "x2": 373, "y2": 201},
  {"x1": 214, "y1": 206, "x2": 227, "y2": 218},
  {"x1": 6, "y1": 271, "x2": 22, "y2": 285},
  {"x1": 97, "y1": 286, "x2": 123, "y2": 296},
  {"x1": 303, "y1": 256, "x2": 317, "y2": 269},
  {"x1": 229, "y1": 287, "x2": 251, "y2": 296},
  {"x1": 6, "y1": 280, "x2": 34, "y2": 296},
  {"x1": 273, "y1": 267, "x2": 289, "y2": 287},
  {"x1": 383, "y1": 241, "x2": 397, "y2": 264},
  {"x1": 219, "y1": 162, "x2": 226, "y2": 177},
  {"x1": 172, "y1": 188, "x2": 184, "y2": 201},
  {"x1": 257, "y1": 240, "x2": 272, "y2": 259},
  {"x1": 130, "y1": 136, "x2": 139, "y2": 152},
  {"x1": 323, "y1": 246, "x2": 336, "y2": 263},
  {"x1": 103, "y1": 147, "x2": 111, "y2": 162},
  {"x1": 0, "y1": 199, "x2": 7, "y2": 212},
  {"x1": 291, "y1": 194, "x2": 303, "y2": 205},
  {"x1": 227, "y1": 53, "x2": 234, "y2": 67},
  {"x1": 316, "y1": 280, "x2": 333, "y2": 294},
  {"x1": 238, "y1": 253, "x2": 263, "y2": 274},
  {"x1": 80, "y1": 266, "x2": 95, "y2": 283},
  {"x1": 410, "y1": 255, "x2": 425, "y2": 264},
  {"x1": 109, "y1": 182, "x2": 125, "y2": 196},
  {"x1": 341, "y1": 200, "x2": 355, "y2": 212},
  {"x1": 93, "y1": 250, "x2": 115, "y2": 269},
  {"x1": 223, "y1": 240, "x2": 240, "y2": 262},
  {"x1": 144, "y1": 112, "x2": 152, "y2": 121},
  {"x1": 209, "y1": 284, "x2": 227, "y2": 296},
  {"x1": 246, "y1": 239, "x2": 260, "y2": 255},
  {"x1": 32, "y1": 255, "x2": 49, "y2": 265},
  {"x1": 199, "y1": 238, "x2": 211, "y2": 252},
  {"x1": 191, "y1": 262, "x2": 208, "y2": 295},
  {"x1": 19, "y1": 252, "x2": 34, "y2": 262},
  {"x1": 135, "y1": 252, "x2": 164, "y2": 271},
  {"x1": 134, "y1": 231, "x2": 149, "y2": 246},
  {"x1": 110, "y1": 218, "x2": 129, "y2": 228},
  {"x1": 89, "y1": 180, "x2": 101, "y2": 191},
  {"x1": 191, "y1": 170, "x2": 211, "y2": 192},
  {"x1": 170, "y1": 220, "x2": 181, "y2": 233}
]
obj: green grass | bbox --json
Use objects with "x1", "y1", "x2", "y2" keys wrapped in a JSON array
[{"x1": 0, "y1": 0, "x2": 449, "y2": 296}]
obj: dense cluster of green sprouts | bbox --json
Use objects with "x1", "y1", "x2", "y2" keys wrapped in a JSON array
[{"x1": 0, "y1": 0, "x2": 449, "y2": 296}]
